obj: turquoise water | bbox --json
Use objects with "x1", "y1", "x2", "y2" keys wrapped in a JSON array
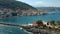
[
  {"x1": 0, "y1": 13, "x2": 60, "y2": 34},
  {"x1": 1, "y1": 13, "x2": 60, "y2": 24},
  {"x1": 0, "y1": 26, "x2": 28, "y2": 34}
]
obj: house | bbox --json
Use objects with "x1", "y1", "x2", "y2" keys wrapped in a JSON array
[{"x1": 32, "y1": 22, "x2": 38, "y2": 27}]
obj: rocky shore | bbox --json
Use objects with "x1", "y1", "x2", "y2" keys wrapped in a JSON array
[
  {"x1": 24, "y1": 28, "x2": 60, "y2": 34},
  {"x1": 21, "y1": 25, "x2": 60, "y2": 34},
  {"x1": 21, "y1": 20, "x2": 60, "y2": 34}
]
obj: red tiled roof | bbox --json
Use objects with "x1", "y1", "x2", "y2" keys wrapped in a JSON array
[{"x1": 32, "y1": 22, "x2": 38, "y2": 26}]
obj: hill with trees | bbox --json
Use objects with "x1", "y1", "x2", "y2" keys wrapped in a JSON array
[{"x1": 0, "y1": 0, "x2": 36, "y2": 10}]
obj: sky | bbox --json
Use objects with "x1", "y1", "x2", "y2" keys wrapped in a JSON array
[{"x1": 17, "y1": 0, "x2": 60, "y2": 7}]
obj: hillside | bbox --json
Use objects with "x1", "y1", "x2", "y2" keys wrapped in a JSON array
[
  {"x1": 0, "y1": 0, "x2": 39, "y2": 18},
  {"x1": 0, "y1": 0, "x2": 36, "y2": 10}
]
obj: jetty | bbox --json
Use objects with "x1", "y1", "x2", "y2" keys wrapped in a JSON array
[{"x1": 0, "y1": 23, "x2": 21, "y2": 27}]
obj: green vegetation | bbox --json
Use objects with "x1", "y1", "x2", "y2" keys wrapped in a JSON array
[
  {"x1": 49, "y1": 20, "x2": 55, "y2": 25},
  {"x1": 0, "y1": 0, "x2": 36, "y2": 10},
  {"x1": 34, "y1": 20, "x2": 60, "y2": 30},
  {"x1": 36, "y1": 20, "x2": 43, "y2": 27},
  {"x1": 56, "y1": 21, "x2": 60, "y2": 25}
]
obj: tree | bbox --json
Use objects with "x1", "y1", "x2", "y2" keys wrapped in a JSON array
[
  {"x1": 56, "y1": 21, "x2": 60, "y2": 25},
  {"x1": 0, "y1": 0, "x2": 36, "y2": 10},
  {"x1": 36, "y1": 20, "x2": 43, "y2": 27},
  {"x1": 50, "y1": 20, "x2": 55, "y2": 25}
]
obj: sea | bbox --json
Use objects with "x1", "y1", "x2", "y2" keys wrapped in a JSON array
[{"x1": 0, "y1": 12, "x2": 60, "y2": 34}]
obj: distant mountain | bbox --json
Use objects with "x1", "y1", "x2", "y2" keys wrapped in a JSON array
[
  {"x1": 0, "y1": 0, "x2": 36, "y2": 10},
  {"x1": 36, "y1": 7, "x2": 60, "y2": 11}
]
